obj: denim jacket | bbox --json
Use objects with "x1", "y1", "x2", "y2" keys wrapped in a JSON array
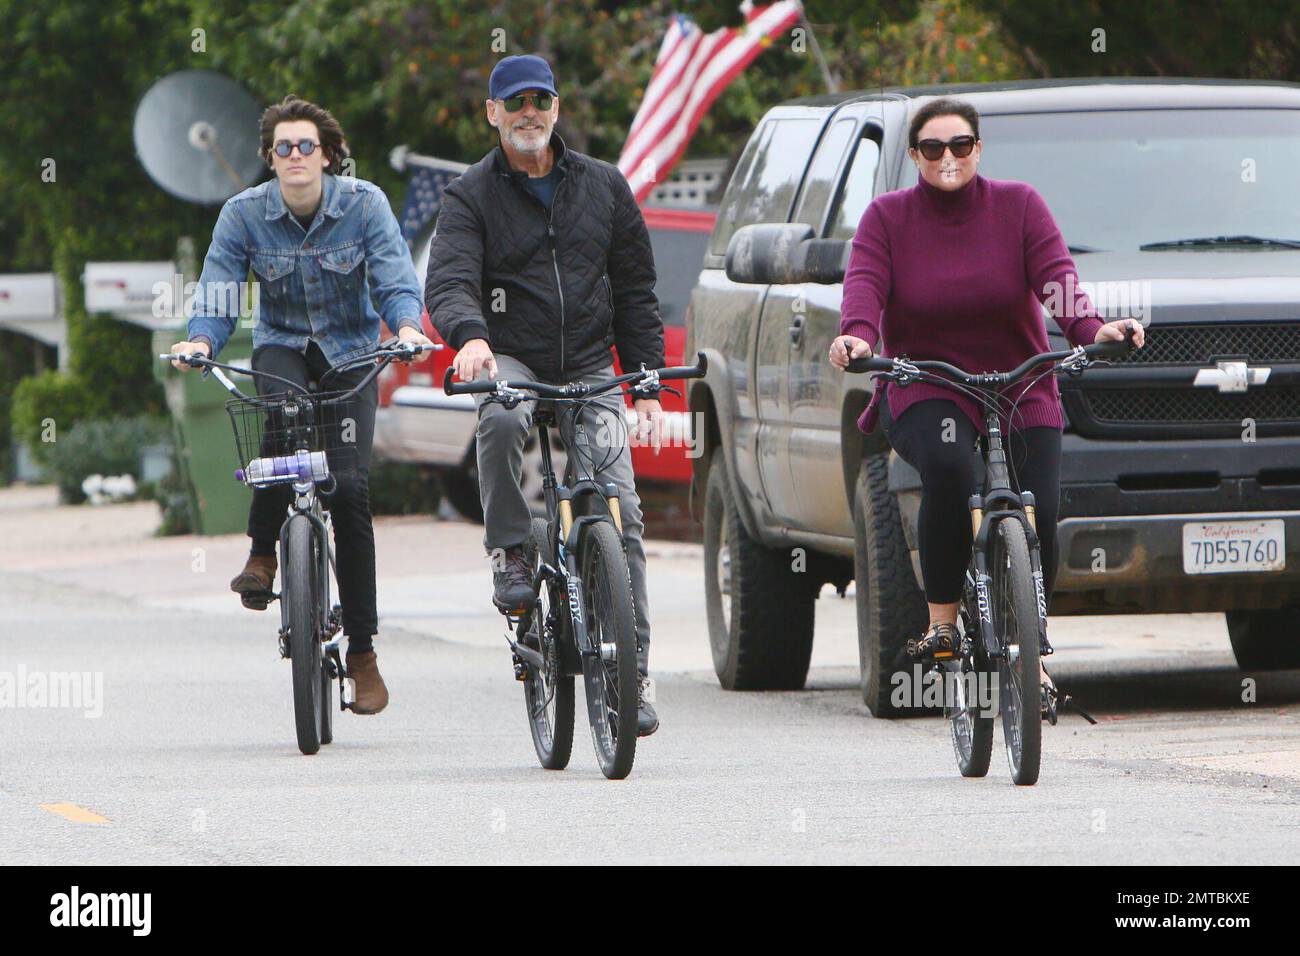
[{"x1": 187, "y1": 174, "x2": 422, "y2": 366}]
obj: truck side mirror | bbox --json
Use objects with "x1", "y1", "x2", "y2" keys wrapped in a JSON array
[{"x1": 724, "y1": 223, "x2": 849, "y2": 285}]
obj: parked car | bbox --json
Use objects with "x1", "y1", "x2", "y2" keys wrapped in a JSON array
[
  {"x1": 375, "y1": 205, "x2": 715, "y2": 520},
  {"x1": 685, "y1": 79, "x2": 1300, "y2": 713}
]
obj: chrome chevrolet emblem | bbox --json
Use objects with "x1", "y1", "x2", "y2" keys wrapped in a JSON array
[{"x1": 1193, "y1": 360, "x2": 1270, "y2": 393}]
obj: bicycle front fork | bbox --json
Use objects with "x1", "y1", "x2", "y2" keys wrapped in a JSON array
[{"x1": 967, "y1": 493, "x2": 1054, "y2": 659}]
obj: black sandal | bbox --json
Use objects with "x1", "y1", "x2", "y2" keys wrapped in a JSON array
[{"x1": 906, "y1": 622, "x2": 958, "y2": 661}]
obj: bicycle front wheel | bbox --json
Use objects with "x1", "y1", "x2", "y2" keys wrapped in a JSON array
[
  {"x1": 992, "y1": 518, "x2": 1041, "y2": 785},
  {"x1": 579, "y1": 520, "x2": 638, "y2": 780},
  {"x1": 285, "y1": 517, "x2": 323, "y2": 756},
  {"x1": 524, "y1": 517, "x2": 574, "y2": 770}
]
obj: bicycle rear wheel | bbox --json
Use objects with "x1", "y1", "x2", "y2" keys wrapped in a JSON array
[
  {"x1": 579, "y1": 520, "x2": 638, "y2": 780},
  {"x1": 285, "y1": 517, "x2": 323, "y2": 756},
  {"x1": 948, "y1": 578, "x2": 993, "y2": 777},
  {"x1": 523, "y1": 517, "x2": 575, "y2": 770},
  {"x1": 992, "y1": 518, "x2": 1041, "y2": 785}
]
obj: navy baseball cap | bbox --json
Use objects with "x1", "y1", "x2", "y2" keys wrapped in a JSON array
[{"x1": 489, "y1": 55, "x2": 558, "y2": 101}]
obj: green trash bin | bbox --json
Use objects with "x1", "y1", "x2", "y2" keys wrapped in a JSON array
[{"x1": 153, "y1": 324, "x2": 257, "y2": 536}]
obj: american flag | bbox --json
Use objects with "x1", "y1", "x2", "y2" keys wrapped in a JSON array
[
  {"x1": 392, "y1": 148, "x2": 469, "y2": 246},
  {"x1": 617, "y1": 1, "x2": 804, "y2": 204}
]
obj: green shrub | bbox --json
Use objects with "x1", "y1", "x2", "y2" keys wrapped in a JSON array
[
  {"x1": 45, "y1": 415, "x2": 170, "y2": 505},
  {"x1": 368, "y1": 460, "x2": 441, "y2": 516},
  {"x1": 10, "y1": 370, "x2": 91, "y2": 467}
]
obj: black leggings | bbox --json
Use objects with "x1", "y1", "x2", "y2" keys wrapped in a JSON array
[
  {"x1": 880, "y1": 398, "x2": 1062, "y2": 607},
  {"x1": 247, "y1": 343, "x2": 378, "y2": 640}
]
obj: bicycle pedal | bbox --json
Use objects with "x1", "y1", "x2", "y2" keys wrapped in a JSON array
[
  {"x1": 511, "y1": 654, "x2": 529, "y2": 681},
  {"x1": 240, "y1": 589, "x2": 276, "y2": 611}
]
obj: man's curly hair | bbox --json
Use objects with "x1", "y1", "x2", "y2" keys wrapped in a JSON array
[{"x1": 258, "y1": 94, "x2": 350, "y2": 171}]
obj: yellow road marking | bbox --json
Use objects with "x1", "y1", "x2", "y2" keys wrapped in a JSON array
[{"x1": 39, "y1": 803, "x2": 111, "y2": 824}]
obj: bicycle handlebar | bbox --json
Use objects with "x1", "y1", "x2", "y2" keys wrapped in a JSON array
[
  {"x1": 442, "y1": 351, "x2": 709, "y2": 400},
  {"x1": 158, "y1": 342, "x2": 440, "y2": 404},
  {"x1": 844, "y1": 326, "x2": 1137, "y2": 384}
]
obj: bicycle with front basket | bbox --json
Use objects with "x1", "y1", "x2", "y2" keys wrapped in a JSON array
[
  {"x1": 848, "y1": 328, "x2": 1135, "y2": 784},
  {"x1": 160, "y1": 341, "x2": 438, "y2": 754},
  {"x1": 445, "y1": 353, "x2": 707, "y2": 779}
]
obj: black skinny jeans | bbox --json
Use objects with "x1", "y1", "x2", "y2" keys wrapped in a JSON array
[
  {"x1": 247, "y1": 342, "x2": 378, "y2": 639},
  {"x1": 880, "y1": 397, "x2": 1062, "y2": 607}
]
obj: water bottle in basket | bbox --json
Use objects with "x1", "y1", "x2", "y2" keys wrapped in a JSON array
[{"x1": 237, "y1": 450, "x2": 330, "y2": 485}]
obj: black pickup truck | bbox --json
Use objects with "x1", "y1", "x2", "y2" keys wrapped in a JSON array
[{"x1": 685, "y1": 79, "x2": 1300, "y2": 715}]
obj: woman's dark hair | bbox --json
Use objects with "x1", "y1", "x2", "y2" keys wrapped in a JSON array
[
  {"x1": 908, "y1": 97, "x2": 981, "y2": 148},
  {"x1": 259, "y1": 94, "x2": 350, "y2": 170}
]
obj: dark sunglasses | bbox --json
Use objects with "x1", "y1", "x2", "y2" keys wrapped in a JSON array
[
  {"x1": 273, "y1": 139, "x2": 320, "y2": 158},
  {"x1": 915, "y1": 135, "x2": 977, "y2": 161},
  {"x1": 500, "y1": 92, "x2": 553, "y2": 112}
]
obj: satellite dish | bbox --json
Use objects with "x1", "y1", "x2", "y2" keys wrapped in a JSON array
[{"x1": 134, "y1": 69, "x2": 264, "y2": 205}]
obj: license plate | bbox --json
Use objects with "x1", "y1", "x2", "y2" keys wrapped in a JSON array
[{"x1": 1183, "y1": 520, "x2": 1285, "y2": 575}]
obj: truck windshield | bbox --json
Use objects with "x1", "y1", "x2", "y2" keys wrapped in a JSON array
[{"x1": 905, "y1": 109, "x2": 1300, "y2": 253}]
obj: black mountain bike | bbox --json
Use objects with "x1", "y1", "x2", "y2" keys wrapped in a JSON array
[
  {"x1": 848, "y1": 328, "x2": 1135, "y2": 784},
  {"x1": 445, "y1": 354, "x2": 707, "y2": 779},
  {"x1": 161, "y1": 341, "x2": 437, "y2": 754}
]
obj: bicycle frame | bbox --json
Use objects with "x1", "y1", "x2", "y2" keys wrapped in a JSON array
[
  {"x1": 964, "y1": 398, "x2": 1049, "y2": 668},
  {"x1": 848, "y1": 333, "x2": 1135, "y2": 669},
  {"x1": 516, "y1": 402, "x2": 625, "y2": 684},
  {"x1": 160, "y1": 342, "x2": 438, "y2": 710}
]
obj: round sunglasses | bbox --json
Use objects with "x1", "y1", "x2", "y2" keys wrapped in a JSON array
[
  {"x1": 914, "y1": 135, "x2": 977, "y2": 161},
  {"x1": 499, "y1": 92, "x2": 553, "y2": 113},
  {"x1": 273, "y1": 139, "x2": 320, "y2": 158}
]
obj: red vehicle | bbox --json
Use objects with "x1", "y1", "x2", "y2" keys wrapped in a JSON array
[{"x1": 376, "y1": 205, "x2": 715, "y2": 520}]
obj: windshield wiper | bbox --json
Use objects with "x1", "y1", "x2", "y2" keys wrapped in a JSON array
[
  {"x1": 1139, "y1": 234, "x2": 1300, "y2": 251},
  {"x1": 1067, "y1": 244, "x2": 1104, "y2": 254}
]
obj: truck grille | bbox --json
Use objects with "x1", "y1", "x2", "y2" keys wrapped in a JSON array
[
  {"x1": 1082, "y1": 387, "x2": 1300, "y2": 424},
  {"x1": 1065, "y1": 322, "x2": 1300, "y2": 437},
  {"x1": 1111, "y1": 322, "x2": 1300, "y2": 365}
]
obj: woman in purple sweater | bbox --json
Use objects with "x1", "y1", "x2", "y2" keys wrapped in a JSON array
[{"x1": 829, "y1": 98, "x2": 1145, "y2": 682}]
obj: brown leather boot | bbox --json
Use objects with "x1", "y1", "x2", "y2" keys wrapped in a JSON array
[
  {"x1": 346, "y1": 650, "x2": 389, "y2": 715},
  {"x1": 230, "y1": 554, "x2": 277, "y2": 610}
]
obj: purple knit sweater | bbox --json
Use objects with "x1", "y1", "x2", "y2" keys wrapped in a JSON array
[{"x1": 840, "y1": 174, "x2": 1106, "y2": 436}]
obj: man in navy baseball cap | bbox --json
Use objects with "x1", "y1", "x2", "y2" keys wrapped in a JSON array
[
  {"x1": 485, "y1": 54, "x2": 560, "y2": 161},
  {"x1": 429, "y1": 51, "x2": 669, "y2": 736}
]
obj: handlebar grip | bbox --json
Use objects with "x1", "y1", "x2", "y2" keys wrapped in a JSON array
[
  {"x1": 160, "y1": 352, "x2": 206, "y2": 367},
  {"x1": 845, "y1": 356, "x2": 894, "y2": 374},
  {"x1": 657, "y1": 351, "x2": 709, "y2": 380},
  {"x1": 1087, "y1": 323, "x2": 1139, "y2": 358},
  {"x1": 443, "y1": 366, "x2": 498, "y2": 395}
]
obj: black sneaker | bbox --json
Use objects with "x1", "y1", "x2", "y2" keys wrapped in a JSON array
[
  {"x1": 636, "y1": 675, "x2": 659, "y2": 737},
  {"x1": 492, "y1": 544, "x2": 536, "y2": 615}
]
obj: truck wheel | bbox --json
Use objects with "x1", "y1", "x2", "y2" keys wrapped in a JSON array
[
  {"x1": 853, "y1": 451, "x2": 929, "y2": 717},
  {"x1": 1227, "y1": 607, "x2": 1300, "y2": 670},
  {"x1": 703, "y1": 455, "x2": 815, "y2": 690}
]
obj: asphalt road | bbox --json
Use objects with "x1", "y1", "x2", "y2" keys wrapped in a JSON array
[{"x1": 1, "y1": 488, "x2": 1298, "y2": 864}]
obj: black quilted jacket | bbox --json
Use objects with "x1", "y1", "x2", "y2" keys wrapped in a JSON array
[{"x1": 424, "y1": 132, "x2": 664, "y2": 383}]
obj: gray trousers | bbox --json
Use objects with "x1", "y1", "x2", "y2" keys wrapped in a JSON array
[{"x1": 474, "y1": 354, "x2": 651, "y2": 673}]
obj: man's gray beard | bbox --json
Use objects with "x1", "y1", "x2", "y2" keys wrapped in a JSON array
[{"x1": 505, "y1": 126, "x2": 549, "y2": 153}]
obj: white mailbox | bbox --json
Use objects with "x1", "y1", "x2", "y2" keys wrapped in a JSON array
[
  {"x1": 0, "y1": 273, "x2": 65, "y2": 361},
  {"x1": 82, "y1": 261, "x2": 178, "y2": 330}
]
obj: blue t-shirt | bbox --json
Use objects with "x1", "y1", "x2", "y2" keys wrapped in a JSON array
[{"x1": 522, "y1": 165, "x2": 563, "y2": 213}]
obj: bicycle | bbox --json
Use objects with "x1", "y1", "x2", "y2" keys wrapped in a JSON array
[
  {"x1": 848, "y1": 327, "x2": 1136, "y2": 784},
  {"x1": 445, "y1": 353, "x2": 707, "y2": 779},
  {"x1": 160, "y1": 340, "x2": 439, "y2": 755}
]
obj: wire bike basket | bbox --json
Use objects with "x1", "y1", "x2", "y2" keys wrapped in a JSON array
[{"x1": 225, "y1": 390, "x2": 359, "y2": 488}]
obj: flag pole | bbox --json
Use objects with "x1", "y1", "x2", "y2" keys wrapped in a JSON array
[{"x1": 799, "y1": 9, "x2": 839, "y2": 94}]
